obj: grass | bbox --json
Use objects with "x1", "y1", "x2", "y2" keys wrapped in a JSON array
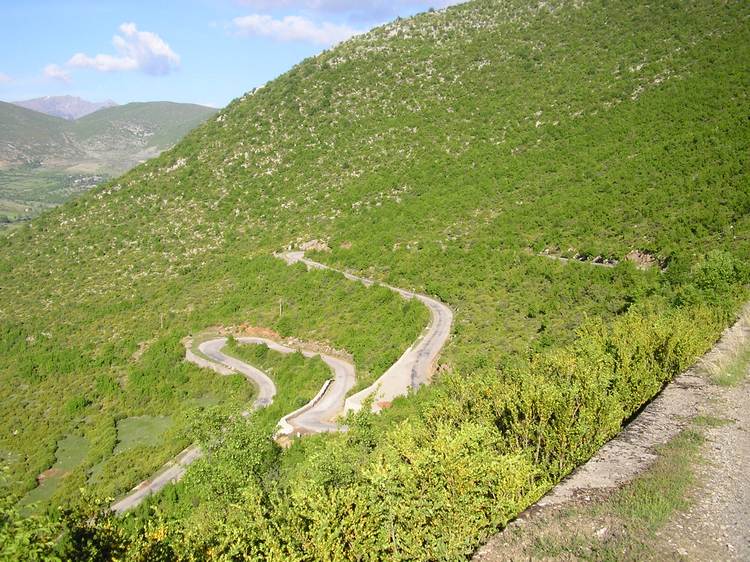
[
  {"x1": 0, "y1": 0, "x2": 748, "y2": 554},
  {"x1": 711, "y1": 344, "x2": 750, "y2": 387},
  {"x1": 612, "y1": 429, "x2": 704, "y2": 532},
  {"x1": 699, "y1": 307, "x2": 750, "y2": 387},
  {"x1": 224, "y1": 338, "x2": 332, "y2": 430},
  {"x1": 113, "y1": 416, "x2": 173, "y2": 454},
  {"x1": 519, "y1": 425, "x2": 707, "y2": 561},
  {"x1": 693, "y1": 414, "x2": 731, "y2": 428},
  {"x1": 17, "y1": 434, "x2": 89, "y2": 513},
  {"x1": 0, "y1": 167, "x2": 104, "y2": 226}
]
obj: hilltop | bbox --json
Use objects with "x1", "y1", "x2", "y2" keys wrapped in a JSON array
[
  {"x1": 0, "y1": 100, "x2": 216, "y2": 226},
  {"x1": 12, "y1": 95, "x2": 117, "y2": 121},
  {"x1": 0, "y1": 0, "x2": 748, "y2": 559}
]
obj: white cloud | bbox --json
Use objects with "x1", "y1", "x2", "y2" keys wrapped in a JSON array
[
  {"x1": 0, "y1": 72, "x2": 12, "y2": 84},
  {"x1": 233, "y1": 14, "x2": 360, "y2": 45},
  {"x1": 67, "y1": 23, "x2": 180, "y2": 75},
  {"x1": 43, "y1": 64, "x2": 71, "y2": 83}
]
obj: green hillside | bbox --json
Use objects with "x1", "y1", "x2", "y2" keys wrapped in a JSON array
[
  {"x1": 0, "y1": 102, "x2": 77, "y2": 165},
  {"x1": 1, "y1": 0, "x2": 749, "y2": 559},
  {"x1": 72, "y1": 102, "x2": 217, "y2": 150},
  {"x1": 0, "y1": 101, "x2": 216, "y2": 229}
]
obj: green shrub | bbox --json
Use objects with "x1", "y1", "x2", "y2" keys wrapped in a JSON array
[
  {"x1": 24, "y1": 303, "x2": 723, "y2": 560},
  {"x1": 64, "y1": 396, "x2": 91, "y2": 417}
]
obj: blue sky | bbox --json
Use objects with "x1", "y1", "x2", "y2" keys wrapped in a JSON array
[{"x1": 0, "y1": 0, "x2": 461, "y2": 108}]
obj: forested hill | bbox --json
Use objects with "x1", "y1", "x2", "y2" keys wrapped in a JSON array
[{"x1": 0, "y1": 0, "x2": 748, "y2": 559}]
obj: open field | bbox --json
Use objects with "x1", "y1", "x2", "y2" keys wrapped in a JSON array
[{"x1": 0, "y1": 167, "x2": 104, "y2": 227}]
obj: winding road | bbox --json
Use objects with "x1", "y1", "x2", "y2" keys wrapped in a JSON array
[
  {"x1": 111, "y1": 251, "x2": 452, "y2": 513},
  {"x1": 234, "y1": 336, "x2": 356, "y2": 435},
  {"x1": 199, "y1": 337, "x2": 277, "y2": 409},
  {"x1": 279, "y1": 251, "x2": 453, "y2": 412}
]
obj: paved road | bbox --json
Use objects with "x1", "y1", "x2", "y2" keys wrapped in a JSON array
[
  {"x1": 112, "y1": 250, "x2": 452, "y2": 512},
  {"x1": 235, "y1": 336, "x2": 356, "y2": 434},
  {"x1": 112, "y1": 336, "x2": 354, "y2": 511},
  {"x1": 111, "y1": 337, "x2": 278, "y2": 513},
  {"x1": 111, "y1": 445, "x2": 203, "y2": 514},
  {"x1": 279, "y1": 251, "x2": 453, "y2": 412},
  {"x1": 199, "y1": 337, "x2": 276, "y2": 409}
]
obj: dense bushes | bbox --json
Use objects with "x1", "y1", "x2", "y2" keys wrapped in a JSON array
[
  {"x1": 0, "y1": 257, "x2": 425, "y2": 508},
  {"x1": 0, "y1": 0, "x2": 748, "y2": 557},
  {"x1": 2, "y1": 301, "x2": 726, "y2": 560}
]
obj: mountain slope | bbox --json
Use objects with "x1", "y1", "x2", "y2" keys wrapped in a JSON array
[
  {"x1": 0, "y1": 101, "x2": 217, "y2": 227},
  {"x1": 0, "y1": 0, "x2": 748, "y2": 558},
  {"x1": 0, "y1": 100, "x2": 216, "y2": 173},
  {"x1": 70, "y1": 102, "x2": 218, "y2": 171},
  {"x1": 73, "y1": 101, "x2": 215, "y2": 148},
  {"x1": 13, "y1": 95, "x2": 117, "y2": 120},
  {"x1": 0, "y1": 101, "x2": 78, "y2": 166}
]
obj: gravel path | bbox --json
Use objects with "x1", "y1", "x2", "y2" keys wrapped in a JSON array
[{"x1": 658, "y1": 375, "x2": 750, "y2": 560}]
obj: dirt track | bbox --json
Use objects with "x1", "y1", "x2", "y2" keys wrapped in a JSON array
[{"x1": 473, "y1": 304, "x2": 750, "y2": 560}]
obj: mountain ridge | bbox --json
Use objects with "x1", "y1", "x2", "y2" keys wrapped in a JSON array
[
  {"x1": 0, "y1": 100, "x2": 217, "y2": 226},
  {"x1": 0, "y1": 100, "x2": 217, "y2": 172},
  {"x1": 12, "y1": 95, "x2": 118, "y2": 120}
]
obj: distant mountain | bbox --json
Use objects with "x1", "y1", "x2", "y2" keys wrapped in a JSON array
[
  {"x1": 13, "y1": 95, "x2": 117, "y2": 120},
  {"x1": 0, "y1": 100, "x2": 217, "y2": 173},
  {"x1": 0, "y1": 102, "x2": 75, "y2": 167},
  {"x1": 70, "y1": 102, "x2": 219, "y2": 172},
  {"x1": 0, "y1": 100, "x2": 217, "y2": 226}
]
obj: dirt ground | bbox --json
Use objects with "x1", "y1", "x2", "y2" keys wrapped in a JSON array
[{"x1": 657, "y1": 377, "x2": 750, "y2": 560}]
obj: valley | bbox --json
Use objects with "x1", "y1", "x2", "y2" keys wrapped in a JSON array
[
  {"x1": 109, "y1": 249, "x2": 451, "y2": 513},
  {"x1": 0, "y1": 100, "x2": 216, "y2": 228},
  {"x1": 0, "y1": 0, "x2": 748, "y2": 559}
]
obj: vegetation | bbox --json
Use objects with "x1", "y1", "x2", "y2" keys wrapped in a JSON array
[
  {"x1": 0, "y1": 0, "x2": 748, "y2": 559},
  {"x1": 113, "y1": 417, "x2": 173, "y2": 454},
  {"x1": 498, "y1": 367, "x2": 747, "y2": 562},
  {"x1": 0, "y1": 102, "x2": 70, "y2": 163},
  {"x1": 126, "y1": 339, "x2": 334, "y2": 519},
  {"x1": 713, "y1": 346, "x2": 750, "y2": 387},
  {"x1": 0, "y1": 101, "x2": 216, "y2": 174},
  {"x1": 0, "y1": 101, "x2": 217, "y2": 226},
  {"x1": 224, "y1": 337, "x2": 333, "y2": 423},
  {"x1": 509, "y1": 426, "x2": 708, "y2": 561},
  {"x1": 70, "y1": 102, "x2": 216, "y2": 156},
  {"x1": 708, "y1": 333, "x2": 750, "y2": 387},
  {"x1": 17, "y1": 435, "x2": 90, "y2": 513},
  {"x1": 0, "y1": 167, "x2": 104, "y2": 229}
]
